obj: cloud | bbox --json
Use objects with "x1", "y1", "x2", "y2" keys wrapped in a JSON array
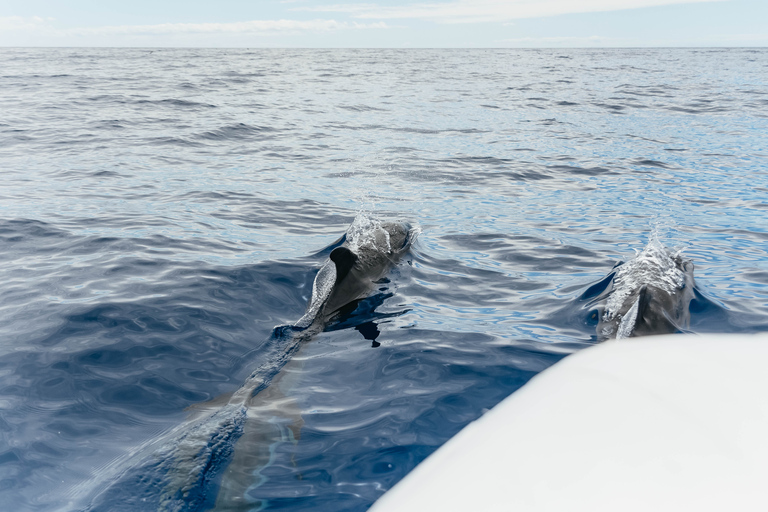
[
  {"x1": 498, "y1": 32, "x2": 768, "y2": 47},
  {"x1": 0, "y1": 16, "x2": 55, "y2": 31},
  {"x1": 498, "y1": 35, "x2": 616, "y2": 47},
  {"x1": 0, "y1": 16, "x2": 387, "y2": 39},
  {"x1": 500, "y1": 35, "x2": 610, "y2": 44},
  {"x1": 297, "y1": 0, "x2": 724, "y2": 24},
  {"x1": 70, "y1": 19, "x2": 388, "y2": 36},
  {"x1": 709, "y1": 33, "x2": 768, "y2": 43}
]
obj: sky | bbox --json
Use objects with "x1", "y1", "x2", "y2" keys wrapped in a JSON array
[{"x1": 1, "y1": 0, "x2": 767, "y2": 47}]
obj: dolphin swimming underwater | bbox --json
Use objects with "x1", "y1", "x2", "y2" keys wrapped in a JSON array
[
  {"x1": 211, "y1": 218, "x2": 414, "y2": 508},
  {"x1": 80, "y1": 217, "x2": 414, "y2": 512},
  {"x1": 591, "y1": 238, "x2": 696, "y2": 340}
]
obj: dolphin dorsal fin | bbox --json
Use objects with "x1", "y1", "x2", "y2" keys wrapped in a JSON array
[
  {"x1": 330, "y1": 247, "x2": 358, "y2": 284},
  {"x1": 635, "y1": 284, "x2": 679, "y2": 334},
  {"x1": 635, "y1": 285, "x2": 652, "y2": 329}
]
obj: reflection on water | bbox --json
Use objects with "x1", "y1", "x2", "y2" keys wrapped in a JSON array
[{"x1": 0, "y1": 48, "x2": 767, "y2": 511}]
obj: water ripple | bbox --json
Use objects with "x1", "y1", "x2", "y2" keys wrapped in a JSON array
[{"x1": 0, "y1": 47, "x2": 767, "y2": 511}]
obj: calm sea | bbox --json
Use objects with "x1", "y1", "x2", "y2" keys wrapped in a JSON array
[{"x1": 1, "y1": 48, "x2": 767, "y2": 511}]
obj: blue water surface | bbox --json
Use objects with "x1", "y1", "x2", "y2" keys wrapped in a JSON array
[{"x1": 1, "y1": 48, "x2": 767, "y2": 511}]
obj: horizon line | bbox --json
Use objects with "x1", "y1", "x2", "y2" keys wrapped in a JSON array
[{"x1": 2, "y1": 45, "x2": 766, "y2": 49}]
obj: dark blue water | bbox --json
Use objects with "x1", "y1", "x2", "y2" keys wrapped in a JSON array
[{"x1": 1, "y1": 48, "x2": 767, "y2": 511}]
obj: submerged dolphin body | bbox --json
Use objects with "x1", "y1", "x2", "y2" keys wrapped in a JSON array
[
  {"x1": 82, "y1": 218, "x2": 414, "y2": 512},
  {"x1": 592, "y1": 239, "x2": 695, "y2": 340}
]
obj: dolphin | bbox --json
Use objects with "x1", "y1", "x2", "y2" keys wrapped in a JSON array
[
  {"x1": 593, "y1": 238, "x2": 695, "y2": 340},
  {"x1": 80, "y1": 217, "x2": 414, "y2": 512},
  {"x1": 211, "y1": 218, "x2": 413, "y2": 509},
  {"x1": 294, "y1": 219, "x2": 412, "y2": 330}
]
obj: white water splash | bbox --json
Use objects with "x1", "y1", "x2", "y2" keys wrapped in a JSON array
[
  {"x1": 616, "y1": 297, "x2": 640, "y2": 339},
  {"x1": 346, "y1": 214, "x2": 395, "y2": 255}
]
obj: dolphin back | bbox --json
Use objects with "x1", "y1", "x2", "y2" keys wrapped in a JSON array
[
  {"x1": 299, "y1": 219, "x2": 413, "y2": 327},
  {"x1": 596, "y1": 240, "x2": 696, "y2": 340}
]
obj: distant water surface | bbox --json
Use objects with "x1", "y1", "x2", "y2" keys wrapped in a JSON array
[{"x1": 1, "y1": 48, "x2": 767, "y2": 511}]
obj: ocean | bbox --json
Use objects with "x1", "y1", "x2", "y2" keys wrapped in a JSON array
[{"x1": 1, "y1": 47, "x2": 767, "y2": 511}]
